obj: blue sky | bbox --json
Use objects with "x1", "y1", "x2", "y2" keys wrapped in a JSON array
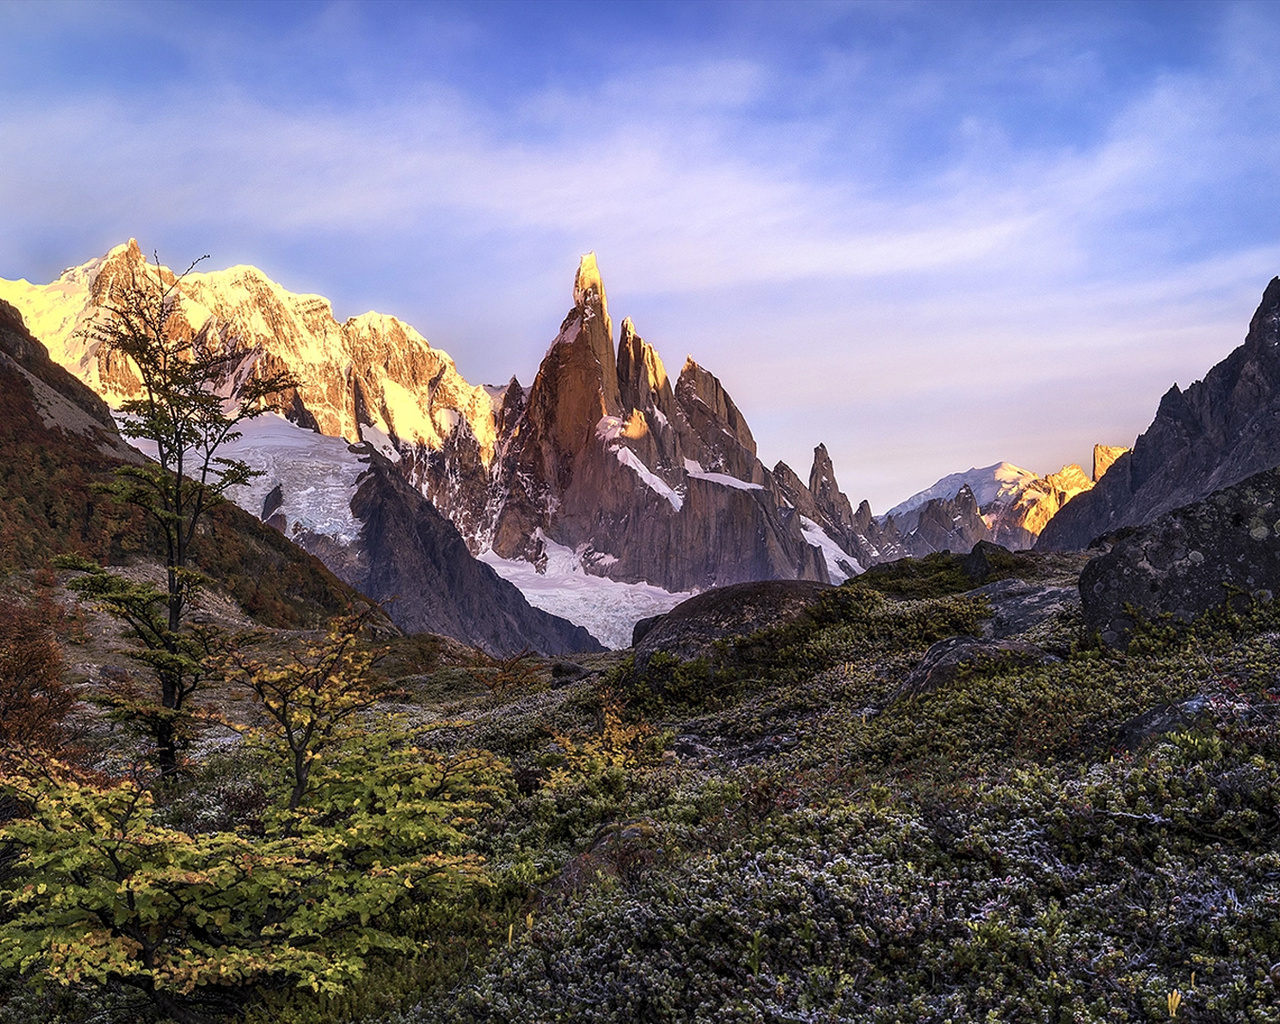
[{"x1": 3, "y1": 0, "x2": 1279, "y2": 509}]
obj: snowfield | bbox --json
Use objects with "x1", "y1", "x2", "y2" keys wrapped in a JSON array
[{"x1": 480, "y1": 536, "x2": 693, "y2": 650}]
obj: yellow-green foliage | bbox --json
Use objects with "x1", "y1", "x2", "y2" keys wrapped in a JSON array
[{"x1": 0, "y1": 620, "x2": 509, "y2": 1022}]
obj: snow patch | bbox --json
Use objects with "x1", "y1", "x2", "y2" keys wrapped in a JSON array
[
  {"x1": 480, "y1": 537, "x2": 692, "y2": 650},
  {"x1": 596, "y1": 415, "x2": 625, "y2": 442},
  {"x1": 547, "y1": 314, "x2": 582, "y2": 354},
  {"x1": 799, "y1": 516, "x2": 864, "y2": 583},
  {"x1": 120, "y1": 413, "x2": 370, "y2": 545},
  {"x1": 379, "y1": 378, "x2": 440, "y2": 448},
  {"x1": 613, "y1": 446, "x2": 683, "y2": 511},
  {"x1": 688, "y1": 470, "x2": 763, "y2": 492},
  {"x1": 220, "y1": 416, "x2": 370, "y2": 544},
  {"x1": 359, "y1": 422, "x2": 401, "y2": 462}
]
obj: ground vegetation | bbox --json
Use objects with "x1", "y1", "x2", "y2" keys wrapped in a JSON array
[{"x1": 2, "y1": 547, "x2": 1279, "y2": 1023}]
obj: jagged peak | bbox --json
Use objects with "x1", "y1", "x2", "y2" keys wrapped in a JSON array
[
  {"x1": 573, "y1": 252, "x2": 607, "y2": 311},
  {"x1": 105, "y1": 238, "x2": 143, "y2": 260},
  {"x1": 618, "y1": 317, "x2": 670, "y2": 395},
  {"x1": 1041, "y1": 463, "x2": 1092, "y2": 491},
  {"x1": 1093, "y1": 444, "x2": 1129, "y2": 481}
]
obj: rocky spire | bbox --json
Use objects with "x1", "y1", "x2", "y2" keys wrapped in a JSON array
[
  {"x1": 565, "y1": 252, "x2": 622, "y2": 416},
  {"x1": 617, "y1": 316, "x2": 672, "y2": 413},
  {"x1": 808, "y1": 443, "x2": 857, "y2": 537}
]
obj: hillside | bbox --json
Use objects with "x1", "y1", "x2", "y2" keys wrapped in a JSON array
[
  {"x1": 4, "y1": 524, "x2": 1279, "y2": 1022},
  {"x1": 0, "y1": 299, "x2": 358, "y2": 629}
]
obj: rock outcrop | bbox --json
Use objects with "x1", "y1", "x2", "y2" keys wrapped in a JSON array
[
  {"x1": 895, "y1": 635, "x2": 1057, "y2": 700},
  {"x1": 337, "y1": 456, "x2": 604, "y2": 655},
  {"x1": 1079, "y1": 467, "x2": 1280, "y2": 646},
  {"x1": 633, "y1": 580, "x2": 831, "y2": 669},
  {"x1": 1040, "y1": 278, "x2": 1280, "y2": 550}
]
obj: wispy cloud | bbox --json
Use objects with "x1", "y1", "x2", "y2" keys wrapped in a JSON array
[{"x1": 1, "y1": 2, "x2": 1278, "y2": 507}]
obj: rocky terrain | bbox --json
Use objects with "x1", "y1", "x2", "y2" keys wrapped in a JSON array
[
  {"x1": 0, "y1": 303, "x2": 597, "y2": 656},
  {"x1": 1039, "y1": 277, "x2": 1280, "y2": 550}
]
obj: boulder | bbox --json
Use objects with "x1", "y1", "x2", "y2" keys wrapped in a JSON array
[
  {"x1": 966, "y1": 578, "x2": 1080, "y2": 641},
  {"x1": 634, "y1": 579, "x2": 831, "y2": 669},
  {"x1": 895, "y1": 635, "x2": 1058, "y2": 700},
  {"x1": 1079, "y1": 466, "x2": 1280, "y2": 646}
]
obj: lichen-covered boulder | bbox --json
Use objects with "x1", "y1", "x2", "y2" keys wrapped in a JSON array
[
  {"x1": 633, "y1": 579, "x2": 831, "y2": 669},
  {"x1": 1080, "y1": 466, "x2": 1280, "y2": 646},
  {"x1": 894, "y1": 635, "x2": 1057, "y2": 700}
]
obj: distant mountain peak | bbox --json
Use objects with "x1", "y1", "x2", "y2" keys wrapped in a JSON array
[{"x1": 573, "y1": 251, "x2": 606, "y2": 310}]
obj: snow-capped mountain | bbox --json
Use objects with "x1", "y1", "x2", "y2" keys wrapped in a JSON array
[
  {"x1": 880, "y1": 451, "x2": 1126, "y2": 551},
  {"x1": 0, "y1": 240, "x2": 498, "y2": 465},
  {"x1": 2, "y1": 242, "x2": 1129, "y2": 644},
  {"x1": 2, "y1": 246, "x2": 843, "y2": 601},
  {"x1": 886, "y1": 462, "x2": 1040, "y2": 520}
]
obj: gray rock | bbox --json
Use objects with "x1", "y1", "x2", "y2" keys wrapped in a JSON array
[
  {"x1": 895, "y1": 635, "x2": 1058, "y2": 700},
  {"x1": 634, "y1": 579, "x2": 831, "y2": 669},
  {"x1": 1079, "y1": 466, "x2": 1280, "y2": 646},
  {"x1": 1111, "y1": 695, "x2": 1211, "y2": 752},
  {"x1": 966, "y1": 578, "x2": 1080, "y2": 640},
  {"x1": 631, "y1": 614, "x2": 664, "y2": 648}
]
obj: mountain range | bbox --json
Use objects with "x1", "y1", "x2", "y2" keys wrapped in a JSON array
[{"x1": 8, "y1": 242, "x2": 1279, "y2": 652}]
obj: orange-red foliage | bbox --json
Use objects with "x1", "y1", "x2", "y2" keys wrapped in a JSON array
[{"x1": 0, "y1": 599, "x2": 75, "y2": 757}]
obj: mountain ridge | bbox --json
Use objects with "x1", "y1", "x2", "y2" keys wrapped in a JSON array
[
  {"x1": 0, "y1": 244, "x2": 1132, "y2": 621},
  {"x1": 1038, "y1": 276, "x2": 1280, "y2": 550}
]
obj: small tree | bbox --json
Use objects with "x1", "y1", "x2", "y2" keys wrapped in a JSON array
[
  {"x1": 0, "y1": 623, "x2": 505, "y2": 1024},
  {"x1": 0, "y1": 599, "x2": 75, "y2": 759},
  {"x1": 66, "y1": 252, "x2": 297, "y2": 774},
  {"x1": 222, "y1": 610, "x2": 399, "y2": 812}
]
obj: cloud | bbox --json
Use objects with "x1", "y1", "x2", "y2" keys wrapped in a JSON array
[{"x1": 2, "y1": 2, "x2": 1279, "y2": 508}]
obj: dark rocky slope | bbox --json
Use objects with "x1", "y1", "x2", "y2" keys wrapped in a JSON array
[
  {"x1": 331, "y1": 456, "x2": 603, "y2": 656},
  {"x1": 1080, "y1": 465, "x2": 1280, "y2": 645},
  {"x1": 1039, "y1": 277, "x2": 1280, "y2": 549}
]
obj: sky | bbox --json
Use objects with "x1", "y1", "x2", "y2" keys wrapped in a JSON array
[{"x1": 3, "y1": 0, "x2": 1280, "y2": 510}]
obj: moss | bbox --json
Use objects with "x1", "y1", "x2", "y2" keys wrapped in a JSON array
[{"x1": 853, "y1": 546, "x2": 1036, "y2": 599}]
